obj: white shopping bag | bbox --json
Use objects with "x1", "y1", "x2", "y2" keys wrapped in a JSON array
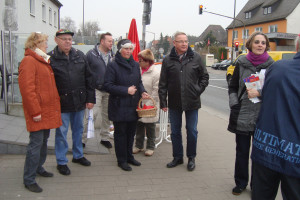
[{"x1": 87, "y1": 109, "x2": 94, "y2": 138}]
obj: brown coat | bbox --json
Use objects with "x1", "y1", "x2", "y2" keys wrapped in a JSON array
[{"x1": 18, "y1": 48, "x2": 62, "y2": 132}]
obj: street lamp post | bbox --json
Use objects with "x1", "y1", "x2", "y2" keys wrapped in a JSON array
[
  {"x1": 146, "y1": 31, "x2": 155, "y2": 47},
  {"x1": 82, "y1": 0, "x2": 85, "y2": 43}
]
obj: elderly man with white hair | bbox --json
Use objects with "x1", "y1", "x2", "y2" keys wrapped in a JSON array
[
  {"x1": 103, "y1": 39, "x2": 149, "y2": 171},
  {"x1": 251, "y1": 34, "x2": 300, "y2": 200}
]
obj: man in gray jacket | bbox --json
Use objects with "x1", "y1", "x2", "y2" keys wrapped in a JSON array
[
  {"x1": 82, "y1": 32, "x2": 114, "y2": 149},
  {"x1": 159, "y1": 31, "x2": 209, "y2": 171}
]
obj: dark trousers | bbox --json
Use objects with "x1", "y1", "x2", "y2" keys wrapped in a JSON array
[
  {"x1": 113, "y1": 121, "x2": 137, "y2": 164},
  {"x1": 169, "y1": 109, "x2": 198, "y2": 159},
  {"x1": 234, "y1": 134, "x2": 251, "y2": 189},
  {"x1": 23, "y1": 129, "x2": 50, "y2": 185},
  {"x1": 135, "y1": 121, "x2": 156, "y2": 150},
  {"x1": 252, "y1": 162, "x2": 300, "y2": 200}
]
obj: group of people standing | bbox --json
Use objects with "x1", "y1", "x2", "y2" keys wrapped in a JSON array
[
  {"x1": 18, "y1": 28, "x2": 300, "y2": 200},
  {"x1": 18, "y1": 30, "x2": 208, "y2": 193}
]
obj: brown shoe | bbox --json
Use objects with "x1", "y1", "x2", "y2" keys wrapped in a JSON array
[{"x1": 145, "y1": 149, "x2": 154, "y2": 156}]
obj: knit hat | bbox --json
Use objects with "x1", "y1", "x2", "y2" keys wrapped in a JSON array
[
  {"x1": 117, "y1": 39, "x2": 134, "y2": 52},
  {"x1": 138, "y1": 49, "x2": 154, "y2": 62}
]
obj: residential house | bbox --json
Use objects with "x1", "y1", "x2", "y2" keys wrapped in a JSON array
[
  {"x1": 227, "y1": 0, "x2": 300, "y2": 52},
  {"x1": 199, "y1": 25, "x2": 228, "y2": 47}
]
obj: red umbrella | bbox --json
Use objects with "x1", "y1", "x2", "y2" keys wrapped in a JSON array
[
  {"x1": 128, "y1": 18, "x2": 141, "y2": 61},
  {"x1": 221, "y1": 51, "x2": 224, "y2": 60}
]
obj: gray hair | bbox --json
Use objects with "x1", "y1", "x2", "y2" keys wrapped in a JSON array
[
  {"x1": 296, "y1": 35, "x2": 300, "y2": 52},
  {"x1": 173, "y1": 31, "x2": 187, "y2": 40}
]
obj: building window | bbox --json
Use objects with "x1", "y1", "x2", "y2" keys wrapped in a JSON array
[
  {"x1": 255, "y1": 27, "x2": 263, "y2": 32},
  {"x1": 42, "y1": 3, "x2": 46, "y2": 22},
  {"x1": 245, "y1": 12, "x2": 251, "y2": 19},
  {"x1": 233, "y1": 30, "x2": 238, "y2": 39},
  {"x1": 269, "y1": 25, "x2": 278, "y2": 33},
  {"x1": 264, "y1": 7, "x2": 272, "y2": 15},
  {"x1": 49, "y1": 8, "x2": 52, "y2": 25},
  {"x1": 54, "y1": 11, "x2": 57, "y2": 27},
  {"x1": 30, "y1": 0, "x2": 35, "y2": 16},
  {"x1": 268, "y1": 7, "x2": 272, "y2": 14},
  {"x1": 242, "y1": 29, "x2": 249, "y2": 39}
]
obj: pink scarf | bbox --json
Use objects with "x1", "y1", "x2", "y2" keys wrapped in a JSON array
[
  {"x1": 141, "y1": 66, "x2": 151, "y2": 75},
  {"x1": 246, "y1": 51, "x2": 269, "y2": 67}
]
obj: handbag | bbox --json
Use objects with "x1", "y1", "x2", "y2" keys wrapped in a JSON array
[{"x1": 87, "y1": 109, "x2": 94, "y2": 138}]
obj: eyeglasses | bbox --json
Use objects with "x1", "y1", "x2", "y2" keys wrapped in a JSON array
[
  {"x1": 138, "y1": 59, "x2": 146, "y2": 63},
  {"x1": 56, "y1": 37, "x2": 73, "y2": 42},
  {"x1": 175, "y1": 40, "x2": 189, "y2": 44},
  {"x1": 254, "y1": 40, "x2": 266, "y2": 45}
]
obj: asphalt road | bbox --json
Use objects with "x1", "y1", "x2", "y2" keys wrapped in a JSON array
[{"x1": 201, "y1": 67, "x2": 230, "y2": 119}]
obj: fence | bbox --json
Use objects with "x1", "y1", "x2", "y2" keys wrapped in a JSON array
[{"x1": 0, "y1": 30, "x2": 95, "y2": 114}]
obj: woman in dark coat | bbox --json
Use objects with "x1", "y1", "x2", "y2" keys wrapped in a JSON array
[
  {"x1": 104, "y1": 39, "x2": 149, "y2": 171},
  {"x1": 228, "y1": 32, "x2": 274, "y2": 195}
]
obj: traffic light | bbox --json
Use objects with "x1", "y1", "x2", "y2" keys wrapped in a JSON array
[
  {"x1": 143, "y1": 13, "x2": 151, "y2": 25},
  {"x1": 235, "y1": 42, "x2": 239, "y2": 51},
  {"x1": 199, "y1": 5, "x2": 203, "y2": 14},
  {"x1": 143, "y1": 0, "x2": 152, "y2": 25}
]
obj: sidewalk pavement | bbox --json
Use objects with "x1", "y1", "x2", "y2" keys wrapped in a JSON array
[{"x1": 0, "y1": 107, "x2": 283, "y2": 200}]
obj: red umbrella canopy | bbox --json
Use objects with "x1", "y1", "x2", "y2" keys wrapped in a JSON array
[
  {"x1": 128, "y1": 18, "x2": 141, "y2": 61},
  {"x1": 221, "y1": 51, "x2": 224, "y2": 60}
]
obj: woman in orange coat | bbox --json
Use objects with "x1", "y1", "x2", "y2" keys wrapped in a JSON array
[{"x1": 18, "y1": 32, "x2": 62, "y2": 193}]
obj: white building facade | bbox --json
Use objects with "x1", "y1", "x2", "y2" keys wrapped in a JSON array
[{"x1": 0, "y1": 0, "x2": 62, "y2": 35}]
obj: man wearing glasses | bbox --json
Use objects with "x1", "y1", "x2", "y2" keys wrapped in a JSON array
[
  {"x1": 159, "y1": 31, "x2": 209, "y2": 171},
  {"x1": 48, "y1": 29, "x2": 95, "y2": 175}
]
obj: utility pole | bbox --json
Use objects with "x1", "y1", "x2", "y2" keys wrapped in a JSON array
[
  {"x1": 231, "y1": 0, "x2": 236, "y2": 62},
  {"x1": 82, "y1": 0, "x2": 85, "y2": 43}
]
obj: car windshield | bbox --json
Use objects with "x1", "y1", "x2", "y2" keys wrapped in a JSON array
[
  {"x1": 221, "y1": 60, "x2": 228, "y2": 63},
  {"x1": 282, "y1": 53, "x2": 296, "y2": 60}
]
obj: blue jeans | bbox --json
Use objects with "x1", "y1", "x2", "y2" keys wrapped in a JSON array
[
  {"x1": 55, "y1": 110, "x2": 85, "y2": 165},
  {"x1": 24, "y1": 129, "x2": 50, "y2": 185},
  {"x1": 169, "y1": 109, "x2": 198, "y2": 159}
]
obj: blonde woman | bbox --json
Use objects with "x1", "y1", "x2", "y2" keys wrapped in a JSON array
[{"x1": 19, "y1": 32, "x2": 62, "y2": 193}]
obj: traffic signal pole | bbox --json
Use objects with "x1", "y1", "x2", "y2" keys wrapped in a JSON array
[
  {"x1": 141, "y1": 0, "x2": 152, "y2": 50},
  {"x1": 199, "y1": 6, "x2": 246, "y2": 62}
]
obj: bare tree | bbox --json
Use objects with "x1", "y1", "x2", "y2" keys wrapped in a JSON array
[
  {"x1": 60, "y1": 17, "x2": 77, "y2": 32},
  {"x1": 81, "y1": 20, "x2": 101, "y2": 36}
]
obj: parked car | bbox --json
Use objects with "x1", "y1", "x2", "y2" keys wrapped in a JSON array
[
  {"x1": 226, "y1": 51, "x2": 296, "y2": 85},
  {"x1": 212, "y1": 60, "x2": 229, "y2": 70},
  {"x1": 219, "y1": 60, "x2": 232, "y2": 70}
]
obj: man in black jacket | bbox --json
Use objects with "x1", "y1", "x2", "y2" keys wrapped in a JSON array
[
  {"x1": 82, "y1": 32, "x2": 114, "y2": 149},
  {"x1": 48, "y1": 29, "x2": 95, "y2": 176},
  {"x1": 159, "y1": 31, "x2": 209, "y2": 171}
]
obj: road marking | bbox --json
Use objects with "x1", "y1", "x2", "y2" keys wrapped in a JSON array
[{"x1": 208, "y1": 85, "x2": 228, "y2": 90}]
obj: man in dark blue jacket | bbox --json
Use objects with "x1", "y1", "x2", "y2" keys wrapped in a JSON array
[
  {"x1": 48, "y1": 29, "x2": 95, "y2": 176},
  {"x1": 82, "y1": 32, "x2": 114, "y2": 149},
  {"x1": 251, "y1": 35, "x2": 300, "y2": 200},
  {"x1": 159, "y1": 32, "x2": 209, "y2": 171}
]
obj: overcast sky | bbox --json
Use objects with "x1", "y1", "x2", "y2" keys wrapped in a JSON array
[{"x1": 59, "y1": 0, "x2": 248, "y2": 42}]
